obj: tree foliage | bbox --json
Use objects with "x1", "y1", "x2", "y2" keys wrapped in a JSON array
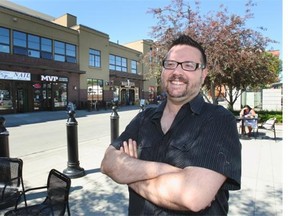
[{"x1": 144, "y1": 0, "x2": 280, "y2": 110}]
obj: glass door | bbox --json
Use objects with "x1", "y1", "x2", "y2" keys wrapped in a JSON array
[
  {"x1": 42, "y1": 83, "x2": 52, "y2": 111},
  {"x1": 33, "y1": 82, "x2": 52, "y2": 111},
  {"x1": 16, "y1": 82, "x2": 28, "y2": 113},
  {"x1": 16, "y1": 89, "x2": 24, "y2": 112}
]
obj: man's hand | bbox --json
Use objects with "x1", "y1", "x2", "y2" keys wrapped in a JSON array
[{"x1": 120, "y1": 139, "x2": 138, "y2": 158}]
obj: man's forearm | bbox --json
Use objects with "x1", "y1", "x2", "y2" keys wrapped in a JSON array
[
  {"x1": 128, "y1": 167, "x2": 226, "y2": 212},
  {"x1": 101, "y1": 145, "x2": 181, "y2": 184}
]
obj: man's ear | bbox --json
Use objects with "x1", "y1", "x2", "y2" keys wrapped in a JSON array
[{"x1": 201, "y1": 68, "x2": 208, "y2": 84}]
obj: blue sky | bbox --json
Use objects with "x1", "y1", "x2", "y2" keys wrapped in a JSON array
[{"x1": 8, "y1": 0, "x2": 283, "y2": 58}]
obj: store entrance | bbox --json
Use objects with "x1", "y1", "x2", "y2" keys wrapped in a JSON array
[
  {"x1": 120, "y1": 88, "x2": 135, "y2": 105},
  {"x1": 16, "y1": 89, "x2": 24, "y2": 112},
  {"x1": 33, "y1": 82, "x2": 52, "y2": 111},
  {"x1": 42, "y1": 83, "x2": 52, "y2": 111},
  {"x1": 15, "y1": 83, "x2": 28, "y2": 113}
]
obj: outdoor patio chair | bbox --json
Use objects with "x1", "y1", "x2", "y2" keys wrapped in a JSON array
[
  {"x1": 5, "y1": 169, "x2": 71, "y2": 216},
  {"x1": 0, "y1": 157, "x2": 27, "y2": 210},
  {"x1": 259, "y1": 117, "x2": 277, "y2": 141}
]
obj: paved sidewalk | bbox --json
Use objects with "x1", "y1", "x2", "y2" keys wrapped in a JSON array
[{"x1": 0, "y1": 108, "x2": 283, "y2": 216}]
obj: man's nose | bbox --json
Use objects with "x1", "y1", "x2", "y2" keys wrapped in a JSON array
[{"x1": 173, "y1": 63, "x2": 185, "y2": 73}]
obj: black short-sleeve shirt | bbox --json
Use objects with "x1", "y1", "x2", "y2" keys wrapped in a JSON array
[{"x1": 112, "y1": 94, "x2": 241, "y2": 215}]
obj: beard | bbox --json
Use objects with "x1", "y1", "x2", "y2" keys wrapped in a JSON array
[{"x1": 162, "y1": 74, "x2": 202, "y2": 101}]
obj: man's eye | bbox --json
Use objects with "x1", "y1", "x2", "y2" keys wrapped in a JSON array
[
  {"x1": 184, "y1": 63, "x2": 195, "y2": 69},
  {"x1": 167, "y1": 62, "x2": 176, "y2": 67}
]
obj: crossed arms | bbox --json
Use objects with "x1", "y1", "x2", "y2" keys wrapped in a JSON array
[{"x1": 101, "y1": 139, "x2": 226, "y2": 212}]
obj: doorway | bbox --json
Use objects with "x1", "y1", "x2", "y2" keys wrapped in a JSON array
[{"x1": 15, "y1": 83, "x2": 28, "y2": 113}]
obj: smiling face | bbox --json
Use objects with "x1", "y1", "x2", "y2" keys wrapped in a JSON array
[{"x1": 161, "y1": 45, "x2": 207, "y2": 104}]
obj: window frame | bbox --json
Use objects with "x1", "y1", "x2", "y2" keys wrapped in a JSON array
[
  {"x1": 109, "y1": 54, "x2": 127, "y2": 72},
  {"x1": 13, "y1": 30, "x2": 27, "y2": 56},
  {"x1": 0, "y1": 27, "x2": 10, "y2": 53},
  {"x1": 28, "y1": 34, "x2": 40, "y2": 58},
  {"x1": 89, "y1": 48, "x2": 101, "y2": 68},
  {"x1": 131, "y1": 60, "x2": 137, "y2": 74},
  {"x1": 41, "y1": 37, "x2": 53, "y2": 60}
]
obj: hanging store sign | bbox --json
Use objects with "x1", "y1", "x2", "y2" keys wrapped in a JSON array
[
  {"x1": 0, "y1": 70, "x2": 31, "y2": 81},
  {"x1": 121, "y1": 81, "x2": 135, "y2": 87}
]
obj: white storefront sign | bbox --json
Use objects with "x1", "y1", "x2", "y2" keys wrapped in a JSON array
[
  {"x1": 41, "y1": 75, "x2": 59, "y2": 82},
  {"x1": 40, "y1": 75, "x2": 68, "y2": 82},
  {"x1": 0, "y1": 70, "x2": 31, "y2": 81}
]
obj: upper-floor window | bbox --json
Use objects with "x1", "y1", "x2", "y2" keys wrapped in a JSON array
[
  {"x1": 66, "y1": 43, "x2": 76, "y2": 63},
  {"x1": 28, "y1": 34, "x2": 40, "y2": 58},
  {"x1": 54, "y1": 41, "x2": 76, "y2": 63},
  {"x1": 54, "y1": 41, "x2": 65, "y2": 62},
  {"x1": 89, "y1": 49, "x2": 101, "y2": 67},
  {"x1": 12, "y1": 31, "x2": 42, "y2": 59},
  {"x1": 131, "y1": 60, "x2": 137, "y2": 74},
  {"x1": 0, "y1": 27, "x2": 10, "y2": 53},
  {"x1": 41, "y1": 37, "x2": 52, "y2": 60},
  {"x1": 1, "y1": 26, "x2": 77, "y2": 63},
  {"x1": 109, "y1": 54, "x2": 127, "y2": 72},
  {"x1": 13, "y1": 31, "x2": 27, "y2": 55}
]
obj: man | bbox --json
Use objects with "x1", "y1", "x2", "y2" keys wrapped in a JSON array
[{"x1": 101, "y1": 35, "x2": 241, "y2": 215}]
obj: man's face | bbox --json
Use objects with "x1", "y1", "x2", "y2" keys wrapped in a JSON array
[{"x1": 161, "y1": 45, "x2": 207, "y2": 103}]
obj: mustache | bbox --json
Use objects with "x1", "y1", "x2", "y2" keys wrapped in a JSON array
[{"x1": 168, "y1": 75, "x2": 189, "y2": 84}]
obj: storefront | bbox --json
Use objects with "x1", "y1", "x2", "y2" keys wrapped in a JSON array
[
  {"x1": 118, "y1": 80, "x2": 139, "y2": 105},
  {"x1": 0, "y1": 70, "x2": 68, "y2": 114}
]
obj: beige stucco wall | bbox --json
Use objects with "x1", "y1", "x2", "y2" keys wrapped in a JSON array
[
  {"x1": 72, "y1": 25, "x2": 110, "y2": 89},
  {"x1": 0, "y1": 7, "x2": 78, "y2": 44},
  {"x1": 125, "y1": 40, "x2": 158, "y2": 95}
]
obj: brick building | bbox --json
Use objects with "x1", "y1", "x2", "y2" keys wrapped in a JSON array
[{"x1": 0, "y1": 1, "x2": 156, "y2": 114}]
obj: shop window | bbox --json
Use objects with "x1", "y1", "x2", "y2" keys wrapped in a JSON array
[
  {"x1": 53, "y1": 83, "x2": 67, "y2": 108},
  {"x1": 148, "y1": 86, "x2": 156, "y2": 103},
  {"x1": 0, "y1": 82, "x2": 13, "y2": 110},
  {"x1": 87, "y1": 78, "x2": 103, "y2": 101}
]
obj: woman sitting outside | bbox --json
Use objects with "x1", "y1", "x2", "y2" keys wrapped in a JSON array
[{"x1": 240, "y1": 105, "x2": 257, "y2": 137}]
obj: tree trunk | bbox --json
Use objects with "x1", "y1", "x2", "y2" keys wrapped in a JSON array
[{"x1": 210, "y1": 81, "x2": 218, "y2": 105}]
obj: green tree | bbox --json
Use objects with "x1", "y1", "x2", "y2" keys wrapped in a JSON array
[{"x1": 144, "y1": 0, "x2": 280, "y2": 110}]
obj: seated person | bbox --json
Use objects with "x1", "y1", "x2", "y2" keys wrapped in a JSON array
[{"x1": 240, "y1": 105, "x2": 257, "y2": 136}]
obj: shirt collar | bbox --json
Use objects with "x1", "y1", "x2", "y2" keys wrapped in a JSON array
[
  {"x1": 151, "y1": 93, "x2": 205, "y2": 120},
  {"x1": 187, "y1": 93, "x2": 205, "y2": 115}
]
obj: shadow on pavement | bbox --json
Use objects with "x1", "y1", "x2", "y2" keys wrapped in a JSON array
[
  {"x1": 229, "y1": 186, "x2": 282, "y2": 215},
  {"x1": 69, "y1": 176, "x2": 128, "y2": 215}
]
